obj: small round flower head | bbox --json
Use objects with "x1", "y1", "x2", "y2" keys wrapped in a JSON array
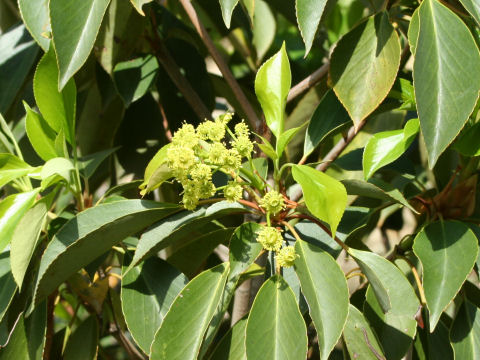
[
  {"x1": 197, "y1": 180, "x2": 216, "y2": 199},
  {"x1": 172, "y1": 123, "x2": 198, "y2": 148},
  {"x1": 276, "y1": 246, "x2": 298, "y2": 268},
  {"x1": 182, "y1": 181, "x2": 200, "y2": 210},
  {"x1": 218, "y1": 113, "x2": 233, "y2": 125},
  {"x1": 191, "y1": 163, "x2": 212, "y2": 182},
  {"x1": 223, "y1": 149, "x2": 242, "y2": 172},
  {"x1": 196, "y1": 120, "x2": 225, "y2": 142},
  {"x1": 208, "y1": 142, "x2": 227, "y2": 165},
  {"x1": 259, "y1": 190, "x2": 285, "y2": 215},
  {"x1": 224, "y1": 181, "x2": 243, "y2": 202},
  {"x1": 232, "y1": 135, "x2": 253, "y2": 157},
  {"x1": 167, "y1": 146, "x2": 195, "y2": 179},
  {"x1": 257, "y1": 226, "x2": 283, "y2": 252},
  {"x1": 234, "y1": 121, "x2": 250, "y2": 138}
]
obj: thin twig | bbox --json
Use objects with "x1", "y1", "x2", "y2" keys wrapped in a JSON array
[
  {"x1": 398, "y1": 255, "x2": 427, "y2": 305},
  {"x1": 177, "y1": 0, "x2": 260, "y2": 128},
  {"x1": 287, "y1": 62, "x2": 329, "y2": 102}
]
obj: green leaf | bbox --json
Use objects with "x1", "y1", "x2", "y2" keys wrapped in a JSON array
[
  {"x1": 150, "y1": 263, "x2": 230, "y2": 360},
  {"x1": 24, "y1": 102, "x2": 58, "y2": 161},
  {"x1": 0, "y1": 153, "x2": 34, "y2": 188},
  {"x1": 294, "y1": 239, "x2": 349, "y2": 359},
  {"x1": 363, "y1": 118, "x2": 420, "y2": 179},
  {"x1": 129, "y1": 0, "x2": 153, "y2": 16},
  {"x1": 255, "y1": 43, "x2": 291, "y2": 138},
  {"x1": 343, "y1": 304, "x2": 385, "y2": 360},
  {"x1": 33, "y1": 47, "x2": 77, "y2": 144},
  {"x1": 413, "y1": 220, "x2": 478, "y2": 331},
  {"x1": 292, "y1": 164, "x2": 347, "y2": 237},
  {"x1": 121, "y1": 255, "x2": 188, "y2": 355},
  {"x1": 329, "y1": 12, "x2": 401, "y2": 127},
  {"x1": 245, "y1": 275, "x2": 307, "y2": 360},
  {"x1": 208, "y1": 317, "x2": 247, "y2": 360},
  {"x1": 139, "y1": 143, "x2": 172, "y2": 195},
  {"x1": 50, "y1": 0, "x2": 111, "y2": 90},
  {"x1": 408, "y1": 8, "x2": 420, "y2": 55},
  {"x1": 113, "y1": 55, "x2": 159, "y2": 107},
  {"x1": 0, "y1": 253, "x2": 17, "y2": 324},
  {"x1": 458, "y1": 0, "x2": 480, "y2": 26},
  {"x1": 63, "y1": 316, "x2": 99, "y2": 360},
  {"x1": 252, "y1": 0, "x2": 276, "y2": 63},
  {"x1": 0, "y1": 24, "x2": 39, "y2": 114},
  {"x1": 296, "y1": 0, "x2": 328, "y2": 54},
  {"x1": 18, "y1": 0, "x2": 50, "y2": 51},
  {"x1": 131, "y1": 201, "x2": 248, "y2": 268},
  {"x1": 413, "y1": 0, "x2": 480, "y2": 167},
  {"x1": 0, "y1": 189, "x2": 39, "y2": 252},
  {"x1": 33, "y1": 200, "x2": 179, "y2": 303},
  {"x1": 219, "y1": 0, "x2": 239, "y2": 28},
  {"x1": 450, "y1": 299, "x2": 480, "y2": 359},
  {"x1": 40, "y1": 157, "x2": 75, "y2": 188},
  {"x1": 10, "y1": 200, "x2": 48, "y2": 289},
  {"x1": 276, "y1": 123, "x2": 306, "y2": 158},
  {"x1": 303, "y1": 90, "x2": 351, "y2": 157},
  {"x1": 240, "y1": 157, "x2": 268, "y2": 190},
  {"x1": 78, "y1": 147, "x2": 119, "y2": 178},
  {"x1": 454, "y1": 121, "x2": 480, "y2": 157}
]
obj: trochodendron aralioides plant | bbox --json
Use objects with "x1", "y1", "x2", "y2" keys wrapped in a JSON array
[{"x1": 1, "y1": 0, "x2": 480, "y2": 358}]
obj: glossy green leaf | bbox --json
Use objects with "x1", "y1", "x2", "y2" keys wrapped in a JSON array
[
  {"x1": 458, "y1": 0, "x2": 480, "y2": 26},
  {"x1": 363, "y1": 118, "x2": 420, "y2": 179},
  {"x1": 413, "y1": 220, "x2": 478, "y2": 331},
  {"x1": 454, "y1": 122, "x2": 480, "y2": 157},
  {"x1": 253, "y1": 0, "x2": 275, "y2": 63},
  {"x1": 343, "y1": 304, "x2": 385, "y2": 360},
  {"x1": 240, "y1": 157, "x2": 268, "y2": 190},
  {"x1": 50, "y1": 0, "x2": 111, "y2": 90},
  {"x1": 78, "y1": 148, "x2": 118, "y2": 178},
  {"x1": 33, "y1": 47, "x2": 76, "y2": 144},
  {"x1": 292, "y1": 164, "x2": 347, "y2": 237},
  {"x1": 0, "y1": 253, "x2": 17, "y2": 324},
  {"x1": 18, "y1": 0, "x2": 50, "y2": 51},
  {"x1": 246, "y1": 275, "x2": 307, "y2": 360},
  {"x1": 276, "y1": 123, "x2": 306, "y2": 158},
  {"x1": 0, "y1": 189, "x2": 39, "y2": 252},
  {"x1": 296, "y1": 0, "x2": 328, "y2": 54},
  {"x1": 24, "y1": 102, "x2": 58, "y2": 161},
  {"x1": 121, "y1": 255, "x2": 188, "y2": 355},
  {"x1": 131, "y1": 201, "x2": 248, "y2": 268},
  {"x1": 0, "y1": 153, "x2": 34, "y2": 189},
  {"x1": 39, "y1": 157, "x2": 75, "y2": 188},
  {"x1": 10, "y1": 200, "x2": 48, "y2": 288},
  {"x1": 450, "y1": 299, "x2": 480, "y2": 359},
  {"x1": 303, "y1": 90, "x2": 351, "y2": 157},
  {"x1": 255, "y1": 43, "x2": 291, "y2": 138},
  {"x1": 33, "y1": 200, "x2": 179, "y2": 303},
  {"x1": 129, "y1": 0, "x2": 153, "y2": 16},
  {"x1": 413, "y1": 0, "x2": 480, "y2": 167},
  {"x1": 139, "y1": 143, "x2": 172, "y2": 195},
  {"x1": 294, "y1": 239, "x2": 349, "y2": 359},
  {"x1": 329, "y1": 12, "x2": 401, "y2": 127},
  {"x1": 408, "y1": 8, "x2": 419, "y2": 55},
  {"x1": 220, "y1": 0, "x2": 239, "y2": 28},
  {"x1": 113, "y1": 55, "x2": 159, "y2": 107},
  {"x1": 150, "y1": 263, "x2": 229, "y2": 360},
  {"x1": 208, "y1": 318, "x2": 247, "y2": 360},
  {"x1": 63, "y1": 316, "x2": 99, "y2": 360}
]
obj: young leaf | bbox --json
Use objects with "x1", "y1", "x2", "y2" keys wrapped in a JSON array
[
  {"x1": 276, "y1": 123, "x2": 306, "y2": 158},
  {"x1": 220, "y1": 0, "x2": 239, "y2": 28},
  {"x1": 450, "y1": 299, "x2": 480, "y2": 359},
  {"x1": 33, "y1": 200, "x2": 180, "y2": 303},
  {"x1": 255, "y1": 43, "x2": 291, "y2": 138},
  {"x1": 329, "y1": 12, "x2": 401, "y2": 128},
  {"x1": 296, "y1": 0, "x2": 328, "y2": 55},
  {"x1": 121, "y1": 255, "x2": 188, "y2": 355},
  {"x1": 292, "y1": 164, "x2": 347, "y2": 237},
  {"x1": 139, "y1": 143, "x2": 172, "y2": 195},
  {"x1": 413, "y1": 220, "x2": 478, "y2": 331},
  {"x1": 18, "y1": 0, "x2": 50, "y2": 51},
  {"x1": 413, "y1": 0, "x2": 480, "y2": 167},
  {"x1": 63, "y1": 316, "x2": 99, "y2": 360},
  {"x1": 363, "y1": 118, "x2": 420, "y2": 179},
  {"x1": 49, "y1": 0, "x2": 111, "y2": 90},
  {"x1": 294, "y1": 239, "x2": 349, "y2": 359},
  {"x1": 150, "y1": 263, "x2": 230, "y2": 360},
  {"x1": 245, "y1": 275, "x2": 308, "y2": 360},
  {"x1": 252, "y1": 0, "x2": 276, "y2": 63},
  {"x1": 0, "y1": 153, "x2": 35, "y2": 189},
  {"x1": 24, "y1": 102, "x2": 58, "y2": 161},
  {"x1": 33, "y1": 47, "x2": 76, "y2": 144},
  {"x1": 208, "y1": 318, "x2": 247, "y2": 360},
  {"x1": 0, "y1": 252, "x2": 17, "y2": 324}
]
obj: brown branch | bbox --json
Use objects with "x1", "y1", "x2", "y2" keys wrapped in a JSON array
[
  {"x1": 287, "y1": 62, "x2": 329, "y2": 102},
  {"x1": 177, "y1": 0, "x2": 260, "y2": 128}
]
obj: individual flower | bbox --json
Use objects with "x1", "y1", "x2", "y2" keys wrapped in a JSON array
[
  {"x1": 234, "y1": 121, "x2": 250, "y2": 138},
  {"x1": 224, "y1": 181, "x2": 243, "y2": 202},
  {"x1": 190, "y1": 163, "x2": 212, "y2": 182},
  {"x1": 276, "y1": 246, "x2": 298, "y2": 267},
  {"x1": 166, "y1": 146, "x2": 195, "y2": 179},
  {"x1": 172, "y1": 123, "x2": 198, "y2": 148},
  {"x1": 259, "y1": 190, "x2": 285, "y2": 215},
  {"x1": 232, "y1": 135, "x2": 253, "y2": 157},
  {"x1": 218, "y1": 112, "x2": 233, "y2": 124},
  {"x1": 207, "y1": 142, "x2": 227, "y2": 166},
  {"x1": 257, "y1": 226, "x2": 283, "y2": 252},
  {"x1": 223, "y1": 148, "x2": 242, "y2": 172}
]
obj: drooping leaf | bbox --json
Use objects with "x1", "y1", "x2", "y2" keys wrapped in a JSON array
[
  {"x1": 33, "y1": 200, "x2": 180, "y2": 303},
  {"x1": 208, "y1": 318, "x2": 247, "y2": 360},
  {"x1": 363, "y1": 118, "x2": 420, "y2": 179},
  {"x1": 139, "y1": 143, "x2": 172, "y2": 195},
  {"x1": 292, "y1": 164, "x2": 347, "y2": 237},
  {"x1": 329, "y1": 12, "x2": 401, "y2": 127},
  {"x1": 18, "y1": 0, "x2": 50, "y2": 51},
  {"x1": 245, "y1": 275, "x2": 308, "y2": 360},
  {"x1": 413, "y1": 220, "x2": 478, "y2": 331},
  {"x1": 219, "y1": 0, "x2": 239, "y2": 28},
  {"x1": 0, "y1": 253, "x2": 17, "y2": 324},
  {"x1": 255, "y1": 43, "x2": 291, "y2": 138},
  {"x1": 0, "y1": 153, "x2": 35, "y2": 189},
  {"x1": 296, "y1": 0, "x2": 328, "y2": 54},
  {"x1": 343, "y1": 304, "x2": 385, "y2": 360},
  {"x1": 294, "y1": 239, "x2": 349, "y2": 359},
  {"x1": 413, "y1": 0, "x2": 480, "y2": 167},
  {"x1": 129, "y1": 0, "x2": 153, "y2": 16},
  {"x1": 33, "y1": 47, "x2": 76, "y2": 144},
  {"x1": 450, "y1": 299, "x2": 480, "y2": 359},
  {"x1": 63, "y1": 316, "x2": 99, "y2": 360},
  {"x1": 150, "y1": 263, "x2": 229, "y2": 360},
  {"x1": 121, "y1": 254, "x2": 188, "y2": 355},
  {"x1": 408, "y1": 8, "x2": 420, "y2": 55},
  {"x1": 49, "y1": 0, "x2": 111, "y2": 90},
  {"x1": 276, "y1": 123, "x2": 307, "y2": 158},
  {"x1": 252, "y1": 0, "x2": 276, "y2": 63},
  {"x1": 303, "y1": 89, "x2": 351, "y2": 157},
  {"x1": 0, "y1": 189, "x2": 39, "y2": 252},
  {"x1": 458, "y1": 0, "x2": 480, "y2": 26},
  {"x1": 24, "y1": 103, "x2": 58, "y2": 161}
]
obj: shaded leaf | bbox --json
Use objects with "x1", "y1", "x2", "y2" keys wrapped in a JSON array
[
  {"x1": 63, "y1": 316, "x2": 99, "y2": 360},
  {"x1": 276, "y1": 123, "x2": 306, "y2": 158},
  {"x1": 24, "y1": 103, "x2": 58, "y2": 161},
  {"x1": 296, "y1": 0, "x2": 328, "y2": 54},
  {"x1": 458, "y1": 0, "x2": 480, "y2": 26},
  {"x1": 208, "y1": 317, "x2": 247, "y2": 360},
  {"x1": 450, "y1": 299, "x2": 480, "y2": 359},
  {"x1": 0, "y1": 253, "x2": 17, "y2": 324},
  {"x1": 220, "y1": 0, "x2": 239, "y2": 28},
  {"x1": 129, "y1": 0, "x2": 153, "y2": 16},
  {"x1": 78, "y1": 147, "x2": 119, "y2": 178}
]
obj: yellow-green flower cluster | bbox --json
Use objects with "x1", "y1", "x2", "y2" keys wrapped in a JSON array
[
  {"x1": 257, "y1": 226, "x2": 283, "y2": 251},
  {"x1": 259, "y1": 190, "x2": 286, "y2": 215},
  {"x1": 224, "y1": 181, "x2": 243, "y2": 203},
  {"x1": 276, "y1": 246, "x2": 298, "y2": 267}
]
